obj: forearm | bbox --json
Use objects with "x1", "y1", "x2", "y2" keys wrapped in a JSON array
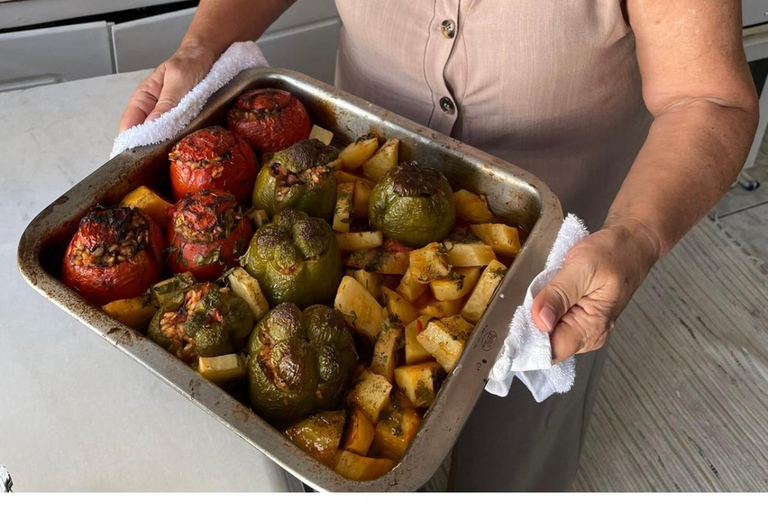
[
  {"x1": 603, "y1": 99, "x2": 758, "y2": 260},
  {"x1": 181, "y1": 0, "x2": 296, "y2": 57}
]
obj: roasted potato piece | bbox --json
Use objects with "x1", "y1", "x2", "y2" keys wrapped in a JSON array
[
  {"x1": 150, "y1": 272, "x2": 197, "y2": 310},
  {"x1": 352, "y1": 178, "x2": 373, "y2": 220},
  {"x1": 470, "y1": 223, "x2": 521, "y2": 257},
  {"x1": 362, "y1": 138, "x2": 399, "y2": 182},
  {"x1": 395, "y1": 268, "x2": 429, "y2": 302},
  {"x1": 195, "y1": 353, "x2": 247, "y2": 385},
  {"x1": 102, "y1": 294, "x2": 158, "y2": 330},
  {"x1": 429, "y1": 266, "x2": 481, "y2": 301},
  {"x1": 352, "y1": 269, "x2": 385, "y2": 300},
  {"x1": 336, "y1": 231, "x2": 384, "y2": 251},
  {"x1": 461, "y1": 259, "x2": 508, "y2": 323},
  {"x1": 285, "y1": 410, "x2": 346, "y2": 465},
  {"x1": 347, "y1": 249, "x2": 410, "y2": 275},
  {"x1": 370, "y1": 321, "x2": 402, "y2": 383},
  {"x1": 394, "y1": 361, "x2": 445, "y2": 408},
  {"x1": 405, "y1": 316, "x2": 434, "y2": 364},
  {"x1": 409, "y1": 242, "x2": 452, "y2": 283},
  {"x1": 381, "y1": 286, "x2": 418, "y2": 326},
  {"x1": 119, "y1": 185, "x2": 172, "y2": 228},
  {"x1": 333, "y1": 450, "x2": 396, "y2": 481},
  {"x1": 417, "y1": 295, "x2": 464, "y2": 318},
  {"x1": 342, "y1": 408, "x2": 376, "y2": 456},
  {"x1": 371, "y1": 404, "x2": 422, "y2": 460},
  {"x1": 334, "y1": 276, "x2": 387, "y2": 339},
  {"x1": 334, "y1": 170, "x2": 360, "y2": 184},
  {"x1": 347, "y1": 369, "x2": 393, "y2": 423},
  {"x1": 453, "y1": 189, "x2": 494, "y2": 223},
  {"x1": 444, "y1": 239, "x2": 497, "y2": 267},
  {"x1": 309, "y1": 124, "x2": 334, "y2": 146},
  {"x1": 340, "y1": 135, "x2": 379, "y2": 170},
  {"x1": 227, "y1": 267, "x2": 270, "y2": 322},
  {"x1": 246, "y1": 208, "x2": 270, "y2": 228},
  {"x1": 417, "y1": 315, "x2": 473, "y2": 372},
  {"x1": 333, "y1": 182, "x2": 354, "y2": 232}
]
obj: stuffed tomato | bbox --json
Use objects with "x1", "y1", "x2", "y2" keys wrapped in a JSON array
[
  {"x1": 167, "y1": 190, "x2": 253, "y2": 281},
  {"x1": 61, "y1": 206, "x2": 165, "y2": 305}
]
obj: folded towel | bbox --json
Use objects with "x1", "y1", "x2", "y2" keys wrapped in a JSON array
[
  {"x1": 485, "y1": 214, "x2": 589, "y2": 402},
  {"x1": 110, "y1": 41, "x2": 269, "y2": 158}
]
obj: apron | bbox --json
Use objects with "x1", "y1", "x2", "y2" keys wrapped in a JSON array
[{"x1": 334, "y1": 0, "x2": 652, "y2": 490}]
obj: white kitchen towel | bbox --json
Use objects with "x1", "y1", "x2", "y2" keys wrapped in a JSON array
[
  {"x1": 485, "y1": 214, "x2": 589, "y2": 402},
  {"x1": 110, "y1": 41, "x2": 269, "y2": 158}
]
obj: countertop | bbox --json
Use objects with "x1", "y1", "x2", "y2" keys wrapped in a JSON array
[{"x1": 0, "y1": 71, "x2": 292, "y2": 491}]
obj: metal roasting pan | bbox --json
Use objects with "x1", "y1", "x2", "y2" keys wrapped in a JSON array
[{"x1": 17, "y1": 69, "x2": 563, "y2": 491}]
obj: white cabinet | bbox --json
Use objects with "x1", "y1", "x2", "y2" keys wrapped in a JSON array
[
  {"x1": 0, "y1": 21, "x2": 113, "y2": 92},
  {"x1": 743, "y1": 1, "x2": 768, "y2": 27}
]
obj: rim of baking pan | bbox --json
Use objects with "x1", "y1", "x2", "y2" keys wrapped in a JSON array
[{"x1": 17, "y1": 68, "x2": 562, "y2": 491}]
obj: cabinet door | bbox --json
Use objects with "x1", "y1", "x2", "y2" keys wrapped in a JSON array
[
  {"x1": 0, "y1": 21, "x2": 113, "y2": 92},
  {"x1": 111, "y1": 0, "x2": 339, "y2": 84},
  {"x1": 744, "y1": 1, "x2": 768, "y2": 28}
]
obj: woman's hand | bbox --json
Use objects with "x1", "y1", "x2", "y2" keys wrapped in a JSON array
[
  {"x1": 531, "y1": 221, "x2": 661, "y2": 364},
  {"x1": 118, "y1": 43, "x2": 217, "y2": 132}
]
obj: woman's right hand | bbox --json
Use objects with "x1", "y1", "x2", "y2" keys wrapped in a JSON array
[{"x1": 118, "y1": 42, "x2": 218, "y2": 132}]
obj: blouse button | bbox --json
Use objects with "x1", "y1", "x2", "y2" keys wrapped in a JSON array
[
  {"x1": 439, "y1": 97, "x2": 456, "y2": 114},
  {"x1": 441, "y1": 19, "x2": 456, "y2": 39}
]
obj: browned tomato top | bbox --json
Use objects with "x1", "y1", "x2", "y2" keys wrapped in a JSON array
[
  {"x1": 170, "y1": 126, "x2": 241, "y2": 164},
  {"x1": 170, "y1": 190, "x2": 243, "y2": 243}
]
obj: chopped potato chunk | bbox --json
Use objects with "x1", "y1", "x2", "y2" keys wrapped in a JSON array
[
  {"x1": 394, "y1": 361, "x2": 445, "y2": 408},
  {"x1": 285, "y1": 410, "x2": 345, "y2": 465},
  {"x1": 405, "y1": 316, "x2": 434, "y2": 364},
  {"x1": 195, "y1": 353, "x2": 247, "y2": 385},
  {"x1": 340, "y1": 136, "x2": 380, "y2": 170},
  {"x1": 336, "y1": 231, "x2": 384, "y2": 251},
  {"x1": 227, "y1": 267, "x2": 269, "y2": 321},
  {"x1": 371, "y1": 402, "x2": 422, "y2": 460},
  {"x1": 347, "y1": 249, "x2": 409, "y2": 275},
  {"x1": 335, "y1": 276, "x2": 387, "y2": 339},
  {"x1": 309, "y1": 124, "x2": 334, "y2": 145},
  {"x1": 409, "y1": 243, "x2": 452, "y2": 283},
  {"x1": 417, "y1": 295, "x2": 464, "y2": 318},
  {"x1": 470, "y1": 223, "x2": 522, "y2": 257},
  {"x1": 120, "y1": 185, "x2": 172, "y2": 228},
  {"x1": 352, "y1": 178, "x2": 373, "y2": 220},
  {"x1": 333, "y1": 450, "x2": 396, "y2": 481},
  {"x1": 395, "y1": 268, "x2": 429, "y2": 302},
  {"x1": 333, "y1": 182, "x2": 354, "y2": 232},
  {"x1": 342, "y1": 408, "x2": 375, "y2": 456},
  {"x1": 453, "y1": 189, "x2": 495, "y2": 223},
  {"x1": 370, "y1": 321, "x2": 402, "y2": 383},
  {"x1": 352, "y1": 269, "x2": 385, "y2": 301},
  {"x1": 381, "y1": 286, "x2": 418, "y2": 326},
  {"x1": 102, "y1": 294, "x2": 157, "y2": 330},
  {"x1": 460, "y1": 259, "x2": 508, "y2": 323},
  {"x1": 334, "y1": 170, "x2": 360, "y2": 184},
  {"x1": 347, "y1": 369, "x2": 393, "y2": 424},
  {"x1": 417, "y1": 315, "x2": 473, "y2": 372},
  {"x1": 362, "y1": 138, "x2": 399, "y2": 182},
  {"x1": 429, "y1": 267, "x2": 481, "y2": 301},
  {"x1": 246, "y1": 208, "x2": 270, "y2": 228},
  {"x1": 444, "y1": 240, "x2": 497, "y2": 267}
]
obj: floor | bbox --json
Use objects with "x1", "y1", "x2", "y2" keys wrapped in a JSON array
[{"x1": 572, "y1": 133, "x2": 768, "y2": 492}]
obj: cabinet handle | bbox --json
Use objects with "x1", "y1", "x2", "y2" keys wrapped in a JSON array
[{"x1": 0, "y1": 74, "x2": 62, "y2": 93}]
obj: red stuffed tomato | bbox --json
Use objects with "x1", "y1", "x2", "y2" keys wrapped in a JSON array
[
  {"x1": 169, "y1": 126, "x2": 258, "y2": 203},
  {"x1": 61, "y1": 207, "x2": 165, "y2": 305},
  {"x1": 167, "y1": 190, "x2": 254, "y2": 281},
  {"x1": 226, "y1": 88, "x2": 311, "y2": 153}
]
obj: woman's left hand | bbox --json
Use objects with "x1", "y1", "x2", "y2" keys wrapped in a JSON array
[{"x1": 531, "y1": 221, "x2": 661, "y2": 363}]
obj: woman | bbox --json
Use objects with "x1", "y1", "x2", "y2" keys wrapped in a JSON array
[{"x1": 120, "y1": 0, "x2": 758, "y2": 490}]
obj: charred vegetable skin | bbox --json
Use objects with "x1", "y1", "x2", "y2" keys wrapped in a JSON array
[
  {"x1": 252, "y1": 139, "x2": 338, "y2": 220},
  {"x1": 167, "y1": 190, "x2": 253, "y2": 282},
  {"x1": 227, "y1": 88, "x2": 312, "y2": 153},
  {"x1": 148, "y1": 282, "x2": 255, "y2": 363},
  {"x1": 169, "y1": 126, "x2": 258, "y2": 203},
  {"x1": 369, "y1": 162, "x2": 456, "y2": 248},
  {"x1": 242, "y1": 209, "x2": 343, "y2": 309},
  {"x1": 62, "y1": 206, "x2": 165, "y2": 305},
  {"x1": 247, "y1": 303, "x2": 357, "y2": 424}
]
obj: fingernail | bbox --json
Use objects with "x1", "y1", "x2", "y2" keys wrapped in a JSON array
[
  {"x1": 540, "y1": 307, "x2": 556, "y2": 332},
  {"x1": 145, "y1": 113, "x2": 160, "y2": 123}
]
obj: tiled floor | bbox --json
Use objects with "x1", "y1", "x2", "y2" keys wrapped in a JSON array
[{"x1": 709, "y1": 135, "x2": 768, "y2": 275}]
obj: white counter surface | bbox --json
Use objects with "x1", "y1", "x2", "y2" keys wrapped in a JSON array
[{"x1": 0, "y1": 71, "x2": 292, "y2": 491}]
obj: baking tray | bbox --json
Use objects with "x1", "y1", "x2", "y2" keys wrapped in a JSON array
[{"x1": 17, "y1": 68, "x2": 562, "y2": 491}]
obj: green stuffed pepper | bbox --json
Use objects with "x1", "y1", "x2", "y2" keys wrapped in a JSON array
[
  {"x1": 148, "y1": 282, "x2": 255, "y2": 363},
  {"x1": 241, "y1": 209, "x2": 343, "y2": 309},
  {"x1": 368, "y1": 161, "x2": 456, "y2": 248},
  {"x1": 252, "y1": 138, "x2": 339, "y2": 220},
  {"x1": 247, "y1": 303, "x2": 357, "y2": 424}
]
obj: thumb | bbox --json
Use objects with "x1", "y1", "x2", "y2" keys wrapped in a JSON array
[
  {"x1": 531, "y1": 261, "x2": 589, "y2": 333},
  {"x1": 144, "y1": 69, "x2": 196, "y2": 123}
]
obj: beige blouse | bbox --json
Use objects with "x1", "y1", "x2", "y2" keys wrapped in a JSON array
[{"x1": 334, "y1": 0, "x2": 652, "y2": 229}]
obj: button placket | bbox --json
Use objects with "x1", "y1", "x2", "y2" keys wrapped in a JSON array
[{"x1": 424, "y1": 0, "x2": 461, "y2": 134}]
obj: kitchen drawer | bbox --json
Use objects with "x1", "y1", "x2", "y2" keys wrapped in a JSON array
[
  {"x1": 0, "y1": 21, "x2": 113, "y2": 92},
  {"x1": 744, "y1": 1, "x2": 768, "y2": 28}
]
